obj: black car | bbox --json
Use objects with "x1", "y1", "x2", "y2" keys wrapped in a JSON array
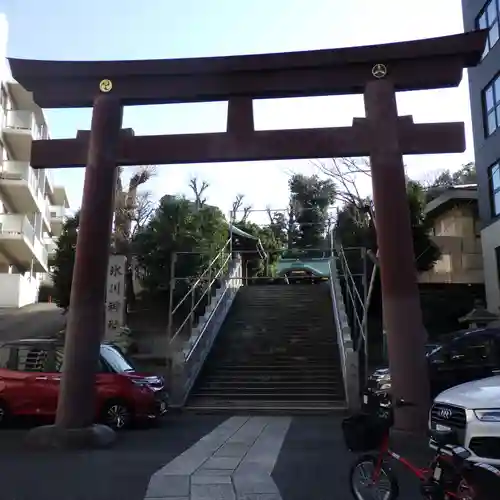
[{"x1": 362, "y1": 327, "x2": 500, "y2": 410}]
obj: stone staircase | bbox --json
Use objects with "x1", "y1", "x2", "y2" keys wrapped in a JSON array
[{"x1": 185, "y1": 283, "x2": 346, "y2": 412}]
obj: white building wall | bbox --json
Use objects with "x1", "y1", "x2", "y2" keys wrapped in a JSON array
[
  {"x1": 481, "y1": 218, "x2": 500, "y2": 313},
  {"x1": 0, "y1": 12, "x2": 68, "y2": 308}
]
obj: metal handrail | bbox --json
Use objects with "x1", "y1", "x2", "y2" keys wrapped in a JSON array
[
  {"x1": 170, "y1": 250, "x2": 231, "y2": 344},
  {"x1": 334, "y1": 244, "x2": 370, "y2": 384},
  {"x1": 328, "y1": 258, "x2": 350, "y2": 398},
  {"x1": 185, "y1": 258, "x2": 239, "y2": 362},
  {"x1": 337, "y1": 246, "x2": 365, "y2": 315},
  {"x1": 336, "y1": 245, "x2": 365, "y2": 342},
  {"x1": 170, "y1": 238, "x2": 231, "y2": 317}
]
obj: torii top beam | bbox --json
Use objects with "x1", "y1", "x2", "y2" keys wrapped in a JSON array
[{"x1": 8, "y1": 31, "x2": 487, "y2": 109}]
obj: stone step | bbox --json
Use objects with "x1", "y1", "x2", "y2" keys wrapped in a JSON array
[
  {"x1": 189, "y1": 391, "x2": 345, "y2": 401},
  {"x1": 206, "y1": 355, "x2": 341, "y2": 363},
  {"x1": 210, "y1": 347, "x2": 339, "y2": 355},
  {"x1": 217, "y1": 338, "x2": 335, "y2": 344},
  {"x1": 184, "y1": 398, "x2": 347, "y2": 414},
  {"x1": 204, "y1": 374, "x2": 341, "y2": 383},
  {"x1": 224, "y1": 317, "x2": 331, "y2": 323},
  {"x1": 196, "y1": 382, "x2": 343, "y2": 395},
  {"x1": 211, "y1": 354, "x2": 339, "y2": 361},
  {"x1": 187, "y1": 283, "x2": 343, "y2": 408},
  {"x1": 204, "y1": 365, "x2": 341, "y2": 372}
]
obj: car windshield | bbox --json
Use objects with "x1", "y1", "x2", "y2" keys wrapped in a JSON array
[
  {"x1": 426, "y1": 328, "x2": 490, "y2": 359},
  {"x1": 100, "y1": 345, "x2": 135, "y2": 373}
]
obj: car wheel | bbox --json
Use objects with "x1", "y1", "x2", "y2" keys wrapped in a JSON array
[
  {"x1": 101, "y1": 401, "x2": 132, "y2": 430},
  {"x1": 0, "y1": 400, "x2": 9, "y2": 427}
]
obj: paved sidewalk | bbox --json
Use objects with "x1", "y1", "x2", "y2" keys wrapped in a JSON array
[{"x1": 144, "y1": 416, "x2": 290, "y2": 499}]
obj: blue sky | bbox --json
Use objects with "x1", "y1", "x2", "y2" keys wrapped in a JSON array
[{"x1": 2, "y1": 0, "x2": 472, "y2": 220}]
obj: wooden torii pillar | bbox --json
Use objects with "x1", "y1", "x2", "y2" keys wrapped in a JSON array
[{"x1": 10, "y1": 30, "x2": 487, "y2": 447}]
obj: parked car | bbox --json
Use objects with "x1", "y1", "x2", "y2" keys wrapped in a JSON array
[
  {"x1": 362, "y1": 327, "x2": 500, "y2": 411},
  {"x1": 0, "y1": 338, "x2": 168, "y2": 429},
  {"x1": 429, "y1": 375, "x2": 500, "y2": 466}
]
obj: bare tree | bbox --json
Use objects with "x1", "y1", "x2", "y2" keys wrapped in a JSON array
[
  {"x1": 312, "y1": 157, "x2": 371, "y2": 208},
  {"x1": 189, "y1": 176, "x2": 210, "y2": 209},
  {"x1": 130, "y1": 191, "x2": 156, "y2": 239},
  {"x1": 230, "y1": 194, "x2": 252, "y2": 223},
  {"x1": 114, "y1": 165, "x2": 157, "y2": 311}
]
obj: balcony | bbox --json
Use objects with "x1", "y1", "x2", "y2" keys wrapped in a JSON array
[
  {"x1": 2, "y1": 111, "x2": 37, "y2": 162},
  {"x1": 0, "y1": 215, "x2": 48, "y2": 272},
  {"x1": 5, "y1": 81, "x2": 34, "y2": 114},
  {"x1": 49, "y1": 205, "x2": 65, "y2": 236},
  {"x1": 0, "y1": 162, "x2": 51, "y2": 225},
  {"x1": 52, "y1": 185, "x2": 70, "y2": 209},
  {"x1": 45, "y1": 239, "x2": 57, "y2": 258},
  {"x1": 44, "y1": 169, "x2": 55, "y2": 203}
]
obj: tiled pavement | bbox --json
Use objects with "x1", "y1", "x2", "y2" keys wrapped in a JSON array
[
  {"x1": 0, "y1": 414, "x2": 430, "y2": 500},
  {"x1": 144, "y1": 416, "x2": 290, "y2": 499}
]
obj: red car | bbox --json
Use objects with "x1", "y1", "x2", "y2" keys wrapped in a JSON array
[{"x1": 0, "y1": 338, "x2": 168, "y2": 429}]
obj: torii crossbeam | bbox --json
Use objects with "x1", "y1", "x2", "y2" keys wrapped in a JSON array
[{"x1": 9, "y1": 29, "x2": 487, "y2": 447}]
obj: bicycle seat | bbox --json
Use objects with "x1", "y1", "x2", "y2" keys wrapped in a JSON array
[{"x1": 394, "y1": 398, "x2": 415, "y2": 408}]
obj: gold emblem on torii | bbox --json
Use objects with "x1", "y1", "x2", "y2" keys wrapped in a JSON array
[{"x1": 99, "y1": 79, "x2": 113, "y2": 93}]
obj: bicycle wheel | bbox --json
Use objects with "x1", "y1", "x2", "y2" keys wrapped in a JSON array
[{"x1": 349, "y1": 454, "x2": 399, "y2": 500}]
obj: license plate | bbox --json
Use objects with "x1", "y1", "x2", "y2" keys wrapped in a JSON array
[
  {"x1": 435, "y1": 423, "x2": 452, "y2": 432},
  {"x1": 363, "y1": 395, "x2": 368, "y2": 404}
]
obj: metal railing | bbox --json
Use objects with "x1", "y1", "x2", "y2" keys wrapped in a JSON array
[
  {"x1": 334, "y1": 245, "x2": 369, "y2": 384},
  {"x1": 167, "y1": 240, "x2": 243, "y2": 406},
  {"x1": 328, "y1": 258, "x2": 350, "y2": 402},
  {"x1": 168, "y1": 237, "x2": 232, "y2": 346}
]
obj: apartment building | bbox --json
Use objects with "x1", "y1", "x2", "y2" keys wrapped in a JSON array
[
  {"x1": 462, "y1": 0, "x2": 500, "y2": 311},
  {"x1": 0, "y1": 13, "x2": 69, "y2": 307}
]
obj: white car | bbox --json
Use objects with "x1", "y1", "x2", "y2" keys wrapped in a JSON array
[{"x1": 429, "y1": 375, "x2": 500, "y2": 466}]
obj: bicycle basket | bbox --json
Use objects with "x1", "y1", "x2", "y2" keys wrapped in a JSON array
[{"x1": 342, "y1": 413, "x2": 390, "y2": 452}]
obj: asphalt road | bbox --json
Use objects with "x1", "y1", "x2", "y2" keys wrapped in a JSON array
[
  {"x1": 0, "y1": 415, "x2": 226, "y2": 500},
  {"x1": 0, "y1": 414, "x2": 433, "y2": 500},
  {"x1": 273, "y1": 416, "x2": 427, "y2": 500}
]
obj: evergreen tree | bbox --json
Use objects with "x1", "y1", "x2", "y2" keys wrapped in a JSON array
[{"x1": 52, "y1": 212, "x2": 79, "y2": 311}]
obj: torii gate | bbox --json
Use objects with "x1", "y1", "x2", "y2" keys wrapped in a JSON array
[{"x1": 9, "y1": 29, "x2": 486, "y2": 448}]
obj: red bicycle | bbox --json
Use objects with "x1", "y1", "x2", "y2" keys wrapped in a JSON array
[{"x1": 342, "y1": 400, "x2": 500, "y2": 500}]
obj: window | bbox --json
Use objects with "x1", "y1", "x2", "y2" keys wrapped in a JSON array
[
  {"x1": 478, "y1": 0, "x2": 500, "y2": 56},
  {"x1": 54, "y1": 346, "x2": 107, "y2": 373},
  {"x1": 100, "y1": 345, "x2": 134, "y2": 373},
  {"x1": 0, "y1": 347, "x2": 11, "y2": 369},
  {"x1": 447, "y1": 334, "x2": 494, "y2": 364},
  {"x1": 54, "y1": 347, "x2": 64, "y2": 372},
  {"x1": 483, "y1": 75, "x2": 500, "y2": 136},
  {"x1": 495, "y1": 246, "x2": 500, "y2": 286},
  {"x1": 490, "y1": 162, "x2": 500, "y2": 215},
  {"x1": 16, "y1": 347, "x2": 51, "y2": 372}
]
